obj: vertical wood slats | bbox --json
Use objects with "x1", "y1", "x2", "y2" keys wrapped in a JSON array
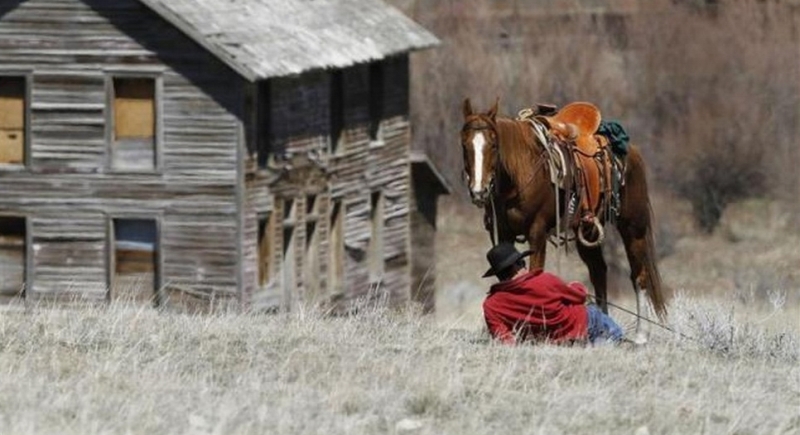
[{"x1": 244, "y1": 56, "x2": 414, "y2": 310}]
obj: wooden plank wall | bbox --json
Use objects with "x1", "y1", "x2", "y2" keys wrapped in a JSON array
[
  {"x1": 0, "y1": 0, "x2": 244, "y2": 304},
  {"x1": 244, "y1": 56, "x2": 413, "y2": 311}
]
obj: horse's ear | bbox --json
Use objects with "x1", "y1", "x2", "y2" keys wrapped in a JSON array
[
  {"x1": 462, "y1": 98, "x2": 474, "y2": 118},
  {"x1": 487, "y1": 97, "x2": 499, "y2": 120}
]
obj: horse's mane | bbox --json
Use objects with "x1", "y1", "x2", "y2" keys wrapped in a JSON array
[{"x1": 495, "y1": 117, "x2": 542, "y2": 186}]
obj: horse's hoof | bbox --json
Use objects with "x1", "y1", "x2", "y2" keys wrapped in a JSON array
[{"x1": 632, "y1": 332, "x2": 649, "y2": 346}]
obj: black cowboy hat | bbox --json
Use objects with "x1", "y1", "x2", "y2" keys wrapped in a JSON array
[{"x1": 482, "y1": 242, "x2": 533, "y2": 278}]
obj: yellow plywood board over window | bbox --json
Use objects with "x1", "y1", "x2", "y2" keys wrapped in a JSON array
[
  {"x1": 114, "y1": 78, "x2": 155, "y2": 139},
  {"x1": 0, "y1": 133, "x2": 23, "y2": 164},
  {"x1": 0, "y1": 77, "x2": 25, "y2": 164}
]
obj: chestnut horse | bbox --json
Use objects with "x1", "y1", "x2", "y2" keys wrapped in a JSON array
[{"x1": 460, "y1": 98, "x2": 667, "y2": 328}]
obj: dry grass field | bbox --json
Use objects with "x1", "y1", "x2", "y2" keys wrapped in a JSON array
[
  {"x1": 0, "y1": 295, "x2": 796, "y2": 435},
  {"x1": 1, "y1": 196, "x2": 798, "y2": 435}
]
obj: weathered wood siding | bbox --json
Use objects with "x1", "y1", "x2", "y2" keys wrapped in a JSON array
[
  {"x1": 0, "y1": 0, "x2": 244, "y2": 303},
  {"x1": 244, "y1": 56, "x2": 413, "y2": 311}
]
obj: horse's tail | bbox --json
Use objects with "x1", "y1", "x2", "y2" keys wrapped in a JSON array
[
  {"x1": 628, "y1": 146, "x2": 667, "y2": 321},
  {"x1": 643, "y1": 199, "x2": 668, "y2": 321}
]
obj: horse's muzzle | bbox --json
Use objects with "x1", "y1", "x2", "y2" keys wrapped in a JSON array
[{"x1": 470, "y1": 189, "x2": 488, "y2": 207}]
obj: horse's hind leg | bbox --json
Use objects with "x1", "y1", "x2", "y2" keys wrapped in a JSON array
[
  {"x1": 576, "y1": 243, "x2": 607, "y2": 314},
  {"x1": 618, "y1": 227, "x2": 650, "y2": 344}
]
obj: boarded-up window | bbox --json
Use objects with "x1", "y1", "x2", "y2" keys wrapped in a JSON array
[
  {"x1": 329, "y1": 70, "x2": 344, "y2": 154},
  {"x1": 328, "y1": 200, "x2": 344, "y2": 294},
  {"x1": 113, "y1": 78, "x2": 156, "y2": 170},
  {"x1": 257, "y1": 212, "x2": 274, "y2": 287},
  {"x1": 304, "y1": 195, "x2": 321, "y2": 300},
  {"x1": 0, "y1": 77, "x2": 25, "y2": 165},
  {"x1": 368, "y1": 62, "x2": 384, "y2": 141},
  {"x1": 0, "y1": 217, "x2": 26, "y2": 296},
  {"x1": 368, "y1": 191, "x2": 384, "y2": 282},
  {"x1": 111, "y1": 218, "x2": 158, "y2": 305}
]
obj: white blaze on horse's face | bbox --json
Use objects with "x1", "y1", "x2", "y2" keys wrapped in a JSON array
[{"x1": 470, "y1": 132, "x2": 487, "y2": 196}]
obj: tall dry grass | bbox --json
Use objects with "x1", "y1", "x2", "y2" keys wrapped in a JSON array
[{"x1": 0, "y1": 295, "x2": 797, "y2": 435}]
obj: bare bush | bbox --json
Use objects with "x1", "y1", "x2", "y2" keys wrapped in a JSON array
[
  {"x1": 396, "y1": 0, "x2": 800, "y2": 229},
  {"x1": 404, "y1": 0, "x2": 632, "y2": 191},
  {"x1": 632, "y1": 0, "x2": 798, "y2": 231}
]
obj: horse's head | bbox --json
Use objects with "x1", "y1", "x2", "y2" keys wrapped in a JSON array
[{"x1": 460, "y1": 98, "x2": 499, "y2": 207}]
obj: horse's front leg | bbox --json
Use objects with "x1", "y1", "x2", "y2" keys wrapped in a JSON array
[
  {"x1": 526, "y1": 219, "x2": 549, "y2": 271},
  {"x1": 576, "y1": 243, "x2": 608, "y2": 314}
]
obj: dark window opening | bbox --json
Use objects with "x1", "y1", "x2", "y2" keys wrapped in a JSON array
[
  {"x1": 257, "y1": 81, "x2": 272, "y2": 168},
  {"x1": 0, "y1": 216, "x2": 26, "y2": 297},
  {"x1": 328, "y1": 200, "x2": 344, "y2": 294},
  {"x1": 368, "y1": 62, "x2": 384, "y2": 141},
  {"x1": 368, "y1": 191, "x2": 384, "y2": 281},
  {"x1": 281, "y1": 199, "x2": 297, "y2": 309},
  {"x1": 330, "y1": 70, "x2": 344, "y2": 154},
  {"x1": 304, "y1": 195, "x2": 321, "y2": 299},
  {"x1": 282, "y1": 226, "x2": 295, "y2": 309},
  {"x1": 257, "y1": 213, "x2": 274, "y2": 287},
  {"x1": 111, "y1": 218, "x2": 158, "y2": 305}
]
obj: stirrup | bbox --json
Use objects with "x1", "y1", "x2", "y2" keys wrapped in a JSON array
[{"x1": 577, "y1": 215, "x2": 605, "y2": 248}]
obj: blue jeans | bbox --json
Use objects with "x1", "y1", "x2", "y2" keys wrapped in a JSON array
[{"x1": 586, "y1": 304, "x2": 624, "y2": 343}]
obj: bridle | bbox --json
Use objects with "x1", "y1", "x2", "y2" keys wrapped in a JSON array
[
  {"x1": 461, "y1": 114, "x2": 549, "y2": 246},
  {"x1": 461, "y1": 115, "x2": 499, "y2": 204},
  {"x1": 462, "y1": 113, "x2": 551, "y2": 199}
]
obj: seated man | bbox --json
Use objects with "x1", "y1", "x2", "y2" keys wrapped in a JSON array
[{"x1": 482, "y1": 242, "x2": 624, "y2": 345}]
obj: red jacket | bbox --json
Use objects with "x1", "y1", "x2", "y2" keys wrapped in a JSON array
[{"x1": 483, "y1": 269, "x2": 589, "y2": 345}]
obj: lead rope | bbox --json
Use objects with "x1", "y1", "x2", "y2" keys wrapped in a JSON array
[
  {"x1": 489, "y1": 188, "x2": 499, "y2": 247},
  {"x1": 554, "y1": 176, "x2": 562, "y2": 276}
]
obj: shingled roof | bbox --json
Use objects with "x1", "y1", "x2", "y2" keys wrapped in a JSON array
[{"x1": 138, "y1": 0, "x2": 439, "y2": 81}]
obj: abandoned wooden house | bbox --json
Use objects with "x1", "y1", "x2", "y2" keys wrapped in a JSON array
[{"x1": 0, "y1": 0, "x2": 449, "y2": 312}]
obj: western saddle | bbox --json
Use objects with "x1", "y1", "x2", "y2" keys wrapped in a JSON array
[{"x1": 524, "y1": 102, "x2": 617, "y2": 235}]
